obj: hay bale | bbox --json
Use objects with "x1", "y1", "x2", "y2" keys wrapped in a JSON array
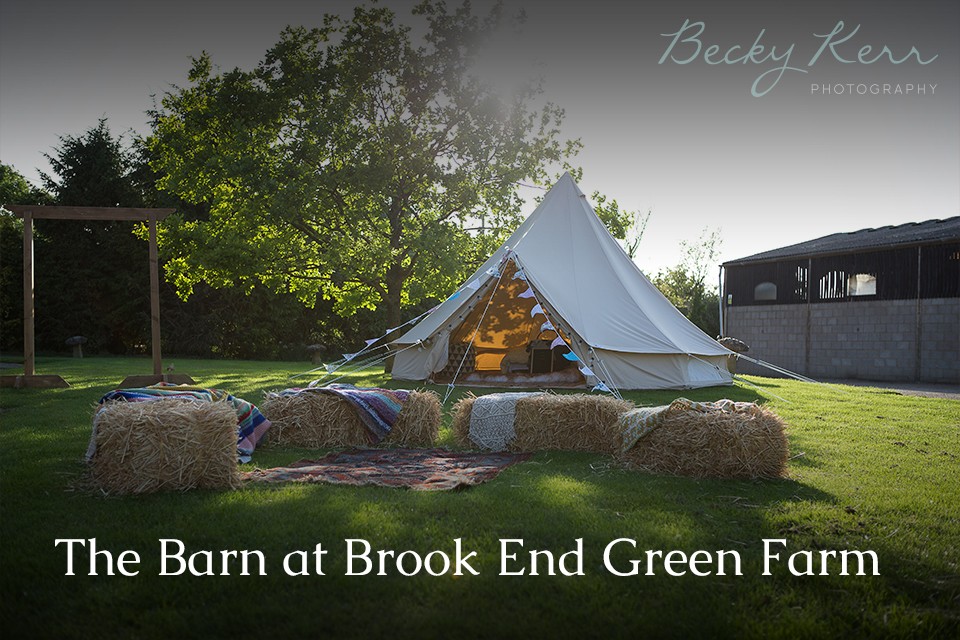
[
  {"x1": 390, "y1": 391, "x2": 442, "y2": 446},
  {"x1": 262, "y1": 392, "x2": 368, "y2": 448},
  {"x1": 618, "y1": 402, "x2": 788, "y2": 479},
  {"x1": 261, "y1": 390, "x2": 440, "y2": 448},
  {"x1": 90, "y1": 399, "x2": 241, "y2": 494},
  {"x1": 451, "y1": 392, "x2": 633, "y2": 454},
  {"x1": 450, "y1": 394, "x2": 477, "y2": 446}
]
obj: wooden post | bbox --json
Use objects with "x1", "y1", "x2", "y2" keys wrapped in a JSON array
[
  {"x1": 149, "y1": 214, "x2": 162, "y2": 376},
  {"x1": 915, "y1": 246, "x2": 922, "y2": 382},
  {"x1": 804, "y1": 257, "x2": 812, "y2": 376},
  {"x1": 22, "y1": 210, "x2": 35, "y2": 377}
]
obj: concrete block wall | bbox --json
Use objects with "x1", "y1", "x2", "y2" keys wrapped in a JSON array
[
  {"x1": 920, "y1": 298, "x2": 960, "y2": 383},
  {"x1": 724, "y1": 305, "x2": 807, "y2": 376},
  {"x1": 725, "y1": 298, "x2": 959, "y2": 383},
  {"x1": 808, "y1": 299, "x2": 916, "y2": 380}
]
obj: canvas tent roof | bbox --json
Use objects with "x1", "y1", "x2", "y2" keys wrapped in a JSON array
[{"x1": 391, "y1": 173, "x2": 732, "y2": 390}]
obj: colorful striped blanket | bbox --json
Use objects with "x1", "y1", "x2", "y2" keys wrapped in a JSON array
[
  {"x1": 95, "y1": 383, "x2": 272, "y2": 462},
  {"x1": 273, "y1": 384, "x2": 409, "y2": 443}
]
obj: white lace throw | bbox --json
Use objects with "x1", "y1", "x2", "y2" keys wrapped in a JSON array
[{"x1": 468, "y1": 392, "x2": 543, "y2": 450}]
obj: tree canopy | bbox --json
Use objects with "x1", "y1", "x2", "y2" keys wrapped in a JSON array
[
  {"x1": 149, "y1": 1, "x2": 590, "y2": 327},
  {"x1": 32, "y1": 120, "x2": 156, "y2": 354}
]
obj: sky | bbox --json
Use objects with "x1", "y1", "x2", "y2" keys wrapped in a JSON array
[{"x1": 1, "y1": 0, "x2": 957, "y2": 276}]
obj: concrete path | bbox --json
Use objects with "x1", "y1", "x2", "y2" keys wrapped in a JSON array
[{"x1": 819, "y1": 378, "x2": 960, "y2": 400}]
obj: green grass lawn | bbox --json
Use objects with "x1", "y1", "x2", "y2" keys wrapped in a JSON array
[{"x1": 2, "y1": 356, "x2": 958, "y2": 638}]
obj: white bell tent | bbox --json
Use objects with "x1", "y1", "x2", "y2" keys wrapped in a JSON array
[{"x1": 389, "y1": 173, "x2": 733, "y2": 391}]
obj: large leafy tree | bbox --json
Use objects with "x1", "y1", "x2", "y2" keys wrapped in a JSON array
[{"x1": 149, "y1": 1, "x2": 583, "y2": 328}]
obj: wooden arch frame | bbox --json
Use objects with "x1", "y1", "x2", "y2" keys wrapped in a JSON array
[{"x1": 3, "y1": 205, "x2": 192, "y2": 388}]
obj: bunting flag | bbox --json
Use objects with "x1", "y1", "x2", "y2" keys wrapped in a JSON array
[
  {"x1": 518, "y1": 287, "x2": 535, "y2": 299},
  {"x1": 540, "y1": 321, "x2": 555, "y2": 332},
  {"x1": 325, "y1": 363, "x2": 337, "y2": 373},
  {"x1": 562, "y1": 351, "x2": 580, "y2": 362},
  {"x1": 448, "y1": 291, "x2": 461, "y2": 301},
  {"x1": 530, "y1": 304, "x2": 544, "y2": 318},
  {"x1": 365, "y1": 338, "x2": 378, "y2": 347},
  {"x1": 466, "y1": 279, "x2": 482, "y2": 290},
  {"x1": 550, "y1": 336, "x2": 566, "y2": 349},
  {"x1": 512, "y1": 270, "x2": 527, "y2": 281},
  {"x1": 485, "y1": 267, "x2": 500, "y2": 278},
  {"x1": 578, "y1": 364, "x2": 595, "y2": 377},
  {"x1": 343, "y1": 352, "x2": 358, "y2": 362},
  {"x1": 592, "y1": 382, "x2": 611, "y2": 393}
]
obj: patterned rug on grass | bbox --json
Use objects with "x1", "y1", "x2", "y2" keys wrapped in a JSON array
[{"x1": 243, "y1": 448, "x2": 532, "y2": 491}]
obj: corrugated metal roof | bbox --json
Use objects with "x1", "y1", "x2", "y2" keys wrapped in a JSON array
[{"x1": 724, "y1": 216, "x2": 960, "y2": 265}]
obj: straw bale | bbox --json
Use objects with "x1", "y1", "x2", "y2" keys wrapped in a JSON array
[
  {"x1": 450, "y1": 394, "x2": 477, "y2": 446},
  {"x1": 261, "y1": 390, "x2": 440, "y2": 448},
  {"x1": 618, "y1": 405, "x2": 788, "y2": 479},
  {"x1": 390, "y1": 391, "x2": 442, "y2": 446},
  {"x1": 451, "y1": 393, "x2": 633, "y2": 454},
  {"x1": 90, "y1": 399, "x2": 241, "y2": 494},
  {"x1": 262, "y1": 392, "x2": 368, "y2": 448},
  {"x1": 513, "y1": 394, "x2": 633, "y2": 453}
]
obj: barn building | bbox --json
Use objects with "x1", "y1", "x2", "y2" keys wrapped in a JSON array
[{"x1": 721, "y1": 217, "x2": 960, "y2": 384}]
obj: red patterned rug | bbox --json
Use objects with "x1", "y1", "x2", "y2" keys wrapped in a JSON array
[{"x1": 243, "y1": 448, "x2": 531, "y2": 491}]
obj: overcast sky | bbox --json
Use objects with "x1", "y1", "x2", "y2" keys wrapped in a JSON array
[{"x1": 1, "y1": 0, "x2": 957, "y2": 275}]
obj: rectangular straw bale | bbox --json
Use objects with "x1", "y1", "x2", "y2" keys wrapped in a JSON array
[
  {"x1": 512, "y1": 393, "x2": 633, "y2": 453},
  {"x1": 451, "y1": 393, "x2": 478, "y2": 446},
  {"x1": 90, "y1": 399, "x2": 241, "y2": 494},
  {"x1": 618, "y1": 405, "x2": 789, "y2": 479},
  {"x1": 262, "y1": 392, "x2": 369, "y2": 447},
  {"x1": 389, "y1": 390, "x2": 442, "y2": 446},
  {"x1": 261, "y1": 389, "x2": 440, "y2": 448},
  {"x1": 451, "y1": 392, "x2": 633, "y2": 454}
]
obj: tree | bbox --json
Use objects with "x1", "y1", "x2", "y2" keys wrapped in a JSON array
[
  {"x1": 653, "y1": 228, "x2": 722, "y2": 338},
  {"x1": 35, "y1": 120, "x2": 152, "y2": 354},
  {"x1": 0, "y1": 164, "x2": 53, "y2": 206},
  {"x1": 149, "y1": 1, "x2": 587, "y2": 329},
  {"x1": 0, "y1": 164, "x2": 52, "y2": 351}
]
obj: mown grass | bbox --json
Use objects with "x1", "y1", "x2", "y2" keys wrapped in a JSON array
[{"x1": 1, "y1": 356, "x2": 958, "y2": 638}]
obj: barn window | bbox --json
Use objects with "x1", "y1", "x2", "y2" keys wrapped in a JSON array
[
  {"x1": 818, "y1": 270, "x2": 847, "y2": 300},
  {"x1": 794, "y1": 265, "x2": 808, "y2": 302},
  {"x1": 753, "y1": 282, "x2": 777, "y2": 301},
  {"x1": 847, "y1": 273, "x2": 877, "y2": 296}
]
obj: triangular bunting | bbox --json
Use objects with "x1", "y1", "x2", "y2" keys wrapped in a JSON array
[
  {"x1": 562, "y1": 351, "x2": 579, "y2": 362},
  {"x1": 466, "y1": 279, "x2": 481, "y2": 290},
  {"x1": 365, "y1": 338, "x2": 378, "y2": 347},
  {"x1": 512, "y1": 270, "x2": 527, "y2": 281},
  {"x1": 485, "y1": 267, "x2": 500, "y2": 278},
  {"x1": 530, "y1": 304, "x2": 544, "y2": 318},
  {"x1": 578, "y1": 364, "x2": 595, "y2": 377},
  {"x1": 592, "y1": 382, "x2": 611, "y2": 393},
  {"x1": 518, "y1": 287, "x2": 535, "y2": 299},
  {"x1": 550, "y1": 336, "x2": 565, "y2": 349},
  {"x1": 343, "y1": 352, "x2": 358, "y2": 362},
  {"x1": 540, "y1": 321, "x2": 555, "y2": 332}
]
